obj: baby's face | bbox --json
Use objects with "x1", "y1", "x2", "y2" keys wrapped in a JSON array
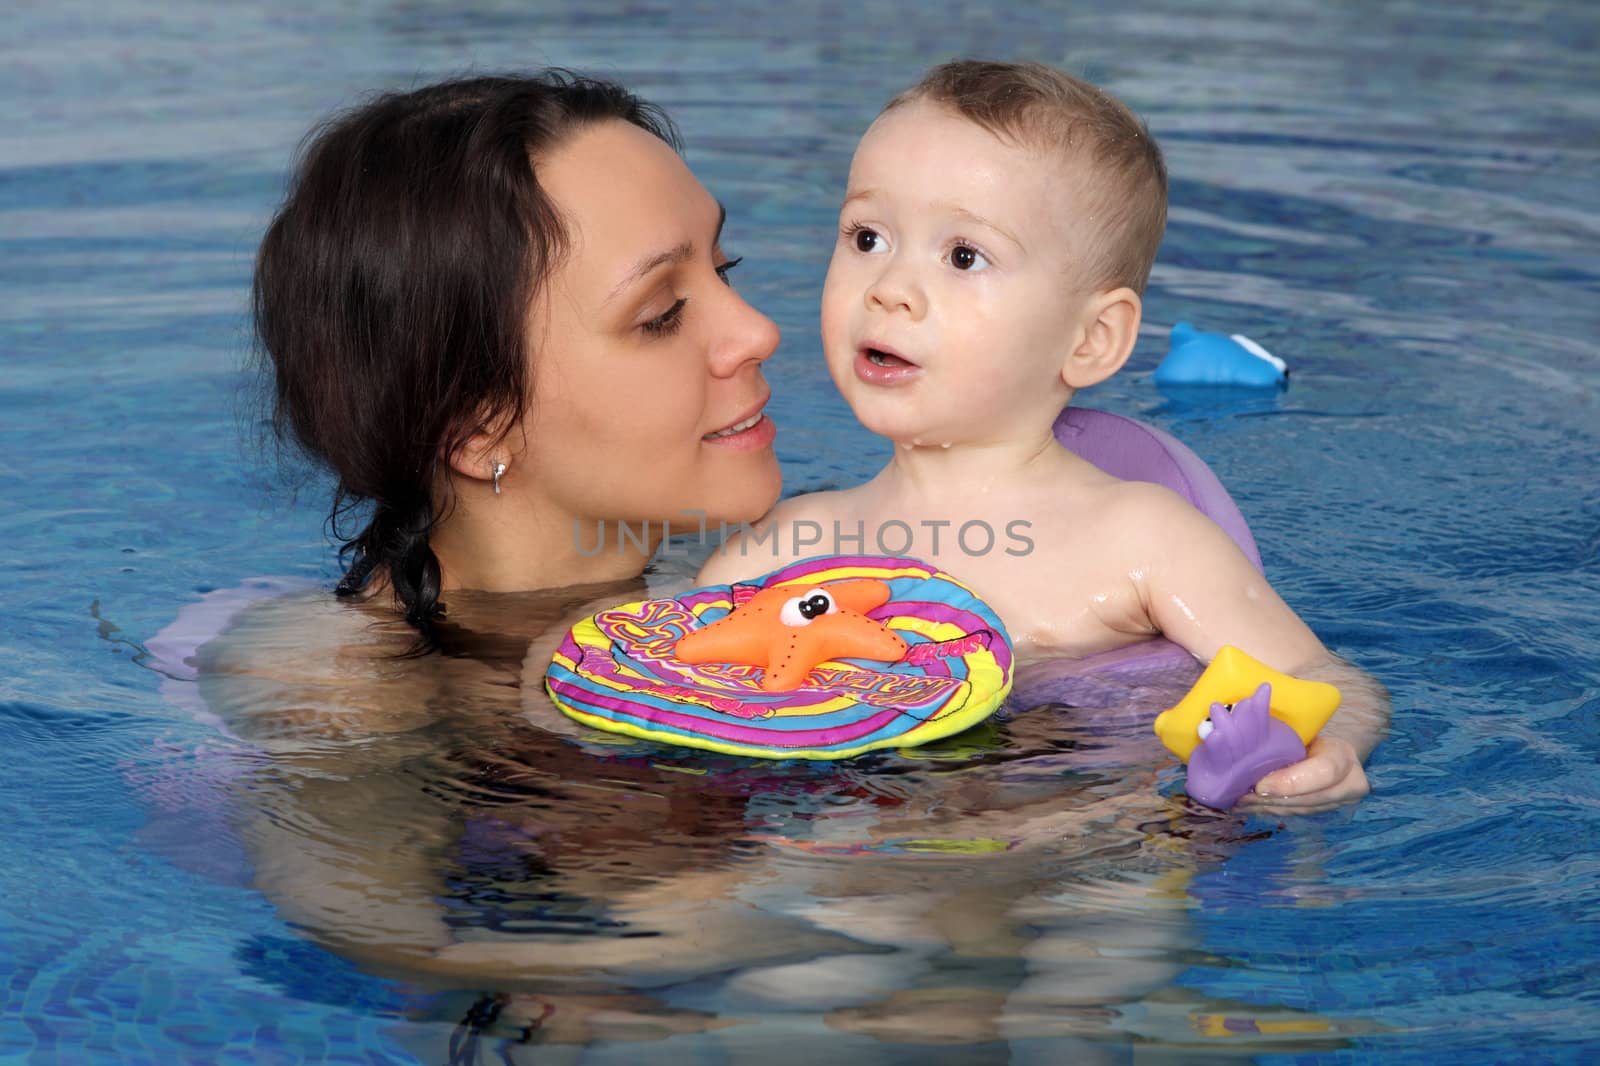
[{"x1": 821, "y1": 100, "x2": 1097, "y2": 445}]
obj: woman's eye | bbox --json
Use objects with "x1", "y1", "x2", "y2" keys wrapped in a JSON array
[
  {"x1": 847, "y1": 225, "x2": 886, "y2": 254},
  {"x1": 642, "y1": 298, "x2": 687, "y2": 336},
  {"x1": 949, "y1": 244, "x2": 990, "y2": 272},
  {"x1": 715, "y1": 256, "x2": 744, "y2": 286}
]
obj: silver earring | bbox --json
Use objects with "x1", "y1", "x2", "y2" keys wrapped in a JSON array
[{"x1": 492, "y1": 462, "x2": 506, "y2": 495}]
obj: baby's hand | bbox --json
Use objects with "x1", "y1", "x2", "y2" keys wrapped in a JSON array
[{"x1": 1237, "y1": 734, "x2": 1369, "y2": 814}]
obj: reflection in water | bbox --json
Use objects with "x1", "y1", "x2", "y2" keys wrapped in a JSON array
[{"x1": 170, "y1": 582, "x2": 1365, "y2": 1058}]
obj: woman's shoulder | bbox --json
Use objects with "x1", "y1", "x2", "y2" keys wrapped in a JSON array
[
  {"x1": 199, "y1": 586, "x2": 412, "y2": 680},
  {"x1": 194, "y1": 586, "x2": 445, "y2": 746},
  {"x1": 190, "y1": 575, "x2": 652, "y2": 749}
]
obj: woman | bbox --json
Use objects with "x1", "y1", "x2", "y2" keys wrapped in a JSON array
[
  {"x1": 199, "y1": 71, "x2": 870, "y2": 1046},
  {"x1": 255, "y1": 72, "x2": 782, "y2": 628}
]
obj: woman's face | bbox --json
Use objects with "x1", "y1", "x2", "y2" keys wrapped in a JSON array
[{"x1": 519, "y1": 121, "x2": 781, "y2": 537}]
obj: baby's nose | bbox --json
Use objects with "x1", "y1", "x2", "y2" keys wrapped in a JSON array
[{"x1": 865, "y1": 262, "x2": 925, "y2": 319}]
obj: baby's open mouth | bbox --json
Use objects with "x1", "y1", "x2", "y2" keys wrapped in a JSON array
[{"x1": 864, "y1": 346, "x2": 915, "y2": 369}]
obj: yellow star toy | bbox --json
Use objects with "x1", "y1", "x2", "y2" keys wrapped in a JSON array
[{"x1": 1153, "y1": 645, "x2": 1341, "y2": 762}]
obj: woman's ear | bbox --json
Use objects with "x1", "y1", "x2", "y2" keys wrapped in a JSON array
[
  {"x1": 1062, "y1": 287, "x2": 1142, "y2": 390},
  {"x1": 445, "y1": 408, "x2": 522, "y2": 492}
]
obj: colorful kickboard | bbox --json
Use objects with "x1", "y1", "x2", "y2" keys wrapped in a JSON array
[{"x1": 545, "y1": 555, "x2": 1013, "y2": 760}]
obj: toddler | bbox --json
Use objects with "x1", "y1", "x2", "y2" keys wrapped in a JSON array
[{"x1": 700, "y1": 61, "x2": 1386, "y2": 809}]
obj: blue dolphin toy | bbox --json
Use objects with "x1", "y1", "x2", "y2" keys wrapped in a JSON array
[{"x1": 1153, "y1": 321, "x2": 1288, "y2": 388}]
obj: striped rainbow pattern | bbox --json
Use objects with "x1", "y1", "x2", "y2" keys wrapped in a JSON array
[{"x1": 545, "y1": 555, "x2": 1013, "y2": 760}]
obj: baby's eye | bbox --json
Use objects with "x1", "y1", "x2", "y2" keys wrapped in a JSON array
[
  {"x1": 846, "y1": 224, "x2": 887, "y2": 254},
  {"x1": 948, "y1": 244, "x2": 990, "y2": 272}
]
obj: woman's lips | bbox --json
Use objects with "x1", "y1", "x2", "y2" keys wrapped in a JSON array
[
  {"x1": 703, "y1": 406, "x2": 777, "y2": 450},
  {"x1": 854, "y1": 344, "x2": 921, "y2": 386}
]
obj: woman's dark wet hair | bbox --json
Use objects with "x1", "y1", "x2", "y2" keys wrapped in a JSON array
[{"x1": 253, "y1": 72, "x2": 679, "y2": 645}]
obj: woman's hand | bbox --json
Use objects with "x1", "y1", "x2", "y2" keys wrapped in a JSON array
[{"x1": 1237, "y1": 733, "x2": 1369, "y2": 814}]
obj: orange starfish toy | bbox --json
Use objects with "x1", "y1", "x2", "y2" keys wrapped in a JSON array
[{"x1": 673, "y1": 579, "x2": 909, "y2": 692}]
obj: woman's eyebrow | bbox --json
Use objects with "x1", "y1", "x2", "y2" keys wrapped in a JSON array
[
  {"x1": 607, "y1": 241, "x2": 693, "y2": 305},
  {"x1": 606, "y1": 203, "x2": 728, "y2": 306}
]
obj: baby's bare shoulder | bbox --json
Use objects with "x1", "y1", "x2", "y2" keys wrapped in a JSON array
[
  {"x1": 697, "y1": 489, "x2": 844, "y2": 582},
  {"x1": 1061, "y1": 476, "x2": 1229, "y2": 551},
  {"x1": 695, "y1": 488, "x2": 862, "y2": 585},
  {"x1": 768, "y1": 487, "x2": 863, "y2": 524},
  {"x1": 1057, "y1": 475, "x2": 1186, "y2": 524},
  {"x1": 1097, "y1": 477, "x2": 1192, "y2": 515},
  {"x1": 1085, "y1": 477, "x2": 1254, "y2": 567}
]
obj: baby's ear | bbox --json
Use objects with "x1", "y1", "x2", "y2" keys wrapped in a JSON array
[{"x1": 1062, "y1": 287, "x2": 1142, "y2": 389}]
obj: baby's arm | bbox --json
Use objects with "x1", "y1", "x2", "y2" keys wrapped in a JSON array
[
  {"x1": 1250, "y1": 654, "x2": 1389, "y2": 811},
  {"x1": 1119, "y1": 485, "x2": 1391, "y2": 811}
]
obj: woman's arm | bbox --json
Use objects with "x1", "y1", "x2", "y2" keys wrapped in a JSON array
[
  {"x1": 194, "y1": 592, "x2": 489, "y2": 973},
  {"x1": 198, "y1": 586, "x2": 868, "y2": 986}
]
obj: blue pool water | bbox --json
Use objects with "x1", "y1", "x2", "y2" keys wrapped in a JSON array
[{"x1": 4, "y1": 1, "x2": 1598, "y2": 1063}]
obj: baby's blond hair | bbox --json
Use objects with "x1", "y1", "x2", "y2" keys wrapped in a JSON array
[{"x1": 884, "y1": 60, "x2": 1167, "y2": 294}]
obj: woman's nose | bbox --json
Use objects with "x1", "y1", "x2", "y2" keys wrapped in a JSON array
[
  {"x1": 865, "y1": 259, "x2": 925, "y2": 319},
  {"x1": 709, "y1": 287, "x2": 780, "y2": 377}
]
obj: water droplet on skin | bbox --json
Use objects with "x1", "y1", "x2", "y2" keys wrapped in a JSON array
[{"x1": 911, "y1": 438, "x2": 923, "y2": 447}]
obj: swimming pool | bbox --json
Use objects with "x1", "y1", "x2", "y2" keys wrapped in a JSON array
[{"x1": 4, "y1": 0, "x2": 1597, "y2": 1062}]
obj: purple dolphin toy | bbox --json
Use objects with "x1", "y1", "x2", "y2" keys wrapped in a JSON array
[{"x1": 1185, "y1": 682, "x2": 1308, "y2": 810}]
